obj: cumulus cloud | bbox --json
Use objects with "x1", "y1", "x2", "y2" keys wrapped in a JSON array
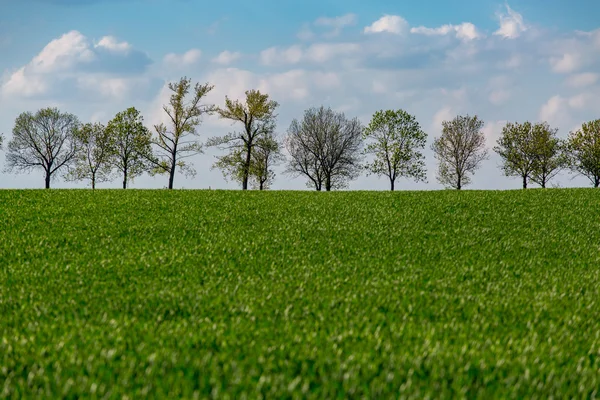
[
  {"x1": 163, "y1": 49, "x2": 202, "y2": 66},
  {"x1": 212, "y1": 50, "x2": 241, "y2": 65},
  {"x1": 364, "y1": 15, "x2": 408, "y2": 35},
  {"x1": 411, "y1": 22, "x2": 482, "y2": 41},
  {"x1": 494, "y1": 4, "x2": 527, "y2": 39},
  {"x1": 1, "y1": 30, "x2": 152, "y2": 98}
]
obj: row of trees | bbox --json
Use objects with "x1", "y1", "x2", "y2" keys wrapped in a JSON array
[{"x1": 1, "y1": 76, "x2": 599, "y2": 190}]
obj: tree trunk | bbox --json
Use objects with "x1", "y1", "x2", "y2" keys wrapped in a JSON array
[
  {"x1": 541, "y1": 180, "x2": 546, "y2": 189},
  {"x1": 595, "y1": 177, "x2": 600, "y2": 188},
  {"x1": 390, "y1": 178, "x2": 395, "y2": 191},
  {"x1": 92, "y1": 174, "x2": 96, "y2": 190},
  {"x1": 242, "y1": 146, "x2": 252, "y2": 191},
  {"x1": 45, "y1": 172, "x2": 51, "y2": 189},
  {"x1": 259, "y1": 180, "x2": 264, "y2": 190},
  {"x1": 122, "y1": 167, "x2": 128, "y2": 189},
  {"x1": 325, "y1": 176, "x2": 331, "y2": 191},
  {"x1": 457, "y1": 174, "x2": 461, "y2": 190},
  {"x1": 168, "y1": 161, "x2": 176, "y2": 190}
]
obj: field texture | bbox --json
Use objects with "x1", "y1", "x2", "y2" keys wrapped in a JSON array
[{"x1": 1, "y1": 189, "x2": 600, "y2": 398}]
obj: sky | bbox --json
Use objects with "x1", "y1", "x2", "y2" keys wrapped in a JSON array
[{"x1": 0, "y1": 0, "x2": 599, "y2": 190}]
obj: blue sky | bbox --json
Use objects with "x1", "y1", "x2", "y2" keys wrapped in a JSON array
[{"x1": 1, "y1": 0, "x2": 599, "y2": 190}]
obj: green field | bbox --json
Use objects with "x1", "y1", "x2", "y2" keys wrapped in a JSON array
[{"x1": 1, "y1": 189, "x2": 600, "y2": 398}]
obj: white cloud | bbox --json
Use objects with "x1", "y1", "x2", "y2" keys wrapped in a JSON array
[
  {"x1": 95, "y1": 36, "x2": 131, "y2": 52},
  {"x1": 431, "y1": 106, "x2": 454, "y2": 132},
  {"x1": 212, "y1": 50, "x2": 241, "y2": 65},
  {"x1": 1, "y1": 30, "x2": 150, "y2": 99},
  {"x1": 411, "y1": 22, "x2": 482, "y2": 41},
  {"x1": 29, "y1": 30, "x2": 95, "y2": 73},
  {"x1": 481, "y1": 120, "x2": 508, "y2": 148},
  {"x1": 260, "y1": 45, "x2": 303, "y2": 65},
  {"x1": 494, "y1": 4, "x2": 527, "y2": 39},
  {"x1": 565, "y1": 72, "x2": 598, "y2": 88},
  {"x1": 549, "y1": 53, "x2": 582, "y2": 73},
  {"x1": 2, "y1": 67, "x2": 48, "y2": 96},
  {"x1": 163, "y1": 49, "x2": 202, "y2": 66},
  {"x1": 259, "y1": 43, "x2": 359, "y2": 66},
  {"x1": 364, "y1": 15, "x2": 408, "y2": 35}
]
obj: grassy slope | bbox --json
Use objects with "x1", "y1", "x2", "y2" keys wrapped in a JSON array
[{"x1": 1, "y1": 189, "x2": 599, "y2": 398}]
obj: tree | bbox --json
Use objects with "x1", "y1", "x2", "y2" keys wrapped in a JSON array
[
  {"x1": 4, "y1": 108, "x2": 79, "y2": 189},
  {"x1": 362, "y1": 109, "x2": 427, "y2": 191},
  {"x1": 106, "y1": 107, "x2": 153, "y2": 189},
  {"x1": 431, "y1": 114, "x2": 488, "y2": 190},
  {"x1": 65, "y1": 122, "x2": 113, "y2": 189},
  {"x1": 566, "y1": 119, "x2": 600, "y2": 187},
  {"x1": 208, "y1": 89, "x2": 278, "y2": 190},
  {"x1": 529, "y1": 122, "x2": 566, "y2": 188},
  {"x1": 149, "y1": 77, "x2": 216, "y2": 189},
  {"x1": 249, "y1": 132, "x2": 283, "y2": 190},
  {"x1": 494, "y1": 121, "x2": 537, "y2": 189},
  {"x1": 285, "y1": 106, "x2": 364, "y2": 191}
]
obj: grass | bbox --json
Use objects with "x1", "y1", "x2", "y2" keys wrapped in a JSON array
[{"x1": 1, "y1": 188, "x2": 600, "y2": 398}]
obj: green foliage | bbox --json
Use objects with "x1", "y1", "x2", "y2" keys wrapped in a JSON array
[
  {"x1": 494, "y1": 121, "x2": 537, "y2": 188},
  {"x1": 150, "y1": 77, "x2": 216, "y2": 189},
  {"x1": 65, "y1": 122, "x2": 114, "y2": 189},
  {"x1": 209, "y1": 89, "x2": 278, "y2": 190},
  {"x1": 1, "y1": 189, "x2": 600, "y2": 397},
  {"x1": 528, "y1": 122, "x2": 567, "y2": 189},
  {"x1": 432, "y1": 114, "x2": 488, "y2": 190},
  {"x1": 106, "y1": 107, "x2": 153, "y2": 189},
  {"x1": 566, "y1": 119, "x2": 600, "y2": 187},
  {"x1": 248, "y1": 132, "x2": 283, "y2": 190},
  {"x1": 4, "y1": 107, "x2": 79, "y2": 188},
  {"x1": 363, "y1": 109, "x2": 427, "y2": 190}
]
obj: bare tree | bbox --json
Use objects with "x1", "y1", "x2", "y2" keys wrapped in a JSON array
[
  {"x1": 106, "y1": 107, "x2": 153, "y2": 189},
  {"x1": 431, "y1": 114, "x2": 488, "y2": 190},
  {"x1": 149, "y1": 77, "x2": 216, "y2": 189},
  {"x1": 285, "y1": 106, "x2": 363, "y2": 191},
  {"x1": 566, "y1": 119, "x2": 600, "y2": 187},
  {"x1": 4, "y1": 108, "x2": 79, "y2": 189},
  {"x1": 65, "y1": 122, "x2": 113, "y2": 189},
  {"x1": 208, "y1": 89, "x2": 278, "y2": 190}
]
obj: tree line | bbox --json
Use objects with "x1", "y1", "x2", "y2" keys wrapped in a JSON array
[{"x1": 1, "y1": 76, "x2": 599, "y2": 190}]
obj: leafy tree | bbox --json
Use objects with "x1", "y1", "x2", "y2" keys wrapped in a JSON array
[
  {"x1": 529, "y1": 122, "x2": 566, "y2": 188},
  {"x1": 211, "y1": 130, "x2": 283, "y2": 190},
  {"x1": 208, "y1": 89, "x2": 278, "y2": 190},
  {"x1": 494, "y1": 121, "x2": 537, "y2": 189},
  {"x1": 285, "y1": 106, "x2": 363, "y2": 191},
  {"x1": 566, "y1": 119, "x2": 600, "y2": 187},
  {"x1": 431, "y1": 114, "x2": 488, "y2": 190},
  {"x1": 4, "y1": 107, "x2": 79, "y2": 189},
  {"x1": 249, "y1": 132, "x2": 283, "y2": 190},
  {"x1": 149, "y1": 77, "x2": 216, "y2": 189},
  {"x1": 106, "y1": 107, "x2": 153, "y2": 189},
  {"x1": 65, "y1": 122, "x2": 113, "y2": 189},
  {"x1": 363, "y1": 109, "x2": 427, "y2": 191}
]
